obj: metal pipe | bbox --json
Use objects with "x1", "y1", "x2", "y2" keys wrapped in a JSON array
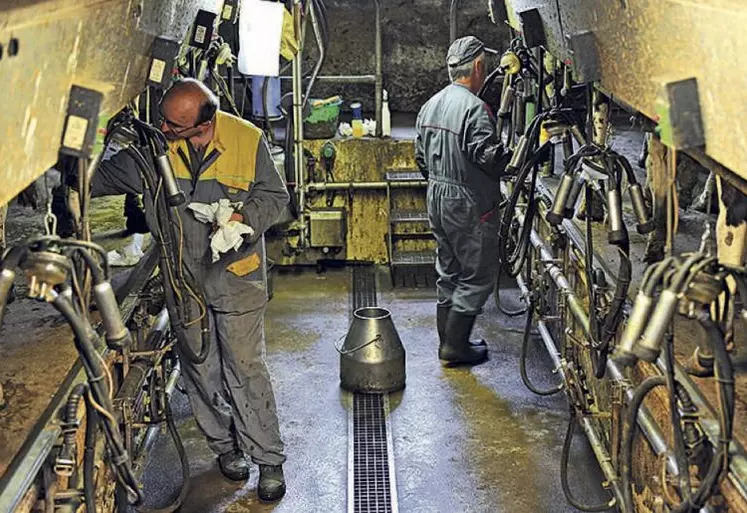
[
  {"x1": 138, "y1": 361, "x2": 181, "y2": 457},
  {"x1": 306, "y1": 180, "x2": 425, "y2": 192},
  {"x1": 374, "y1": 0, "x2": 383, "y2": 137},
  {"x1": 279, "y1": 75, "x2": 377, "y2": 84},
  {"x1": 512, "y1": 190, "x2": 719, "y2": 512},
  {"x1": 449, "y1": 0, "x2": 460, "y2": 42},
  {"x1": 656, "y1": 358, "x2": 747, "y2": 502},
  {"x1": 533, "y1": 320, "x2": 624, "y2": 509},
  {"x1": 525, "y1": 221, "x2": 592, "y2": 339},
  {"x1": 293, "y1": 0, "x2": 305, "y2": 217}
]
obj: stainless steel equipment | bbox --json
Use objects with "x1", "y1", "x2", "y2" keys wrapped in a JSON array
[{"x1": 339, "y1": 307, "x2": 406, "y2": 393}]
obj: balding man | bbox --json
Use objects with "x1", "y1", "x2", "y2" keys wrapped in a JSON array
[
  {"x1": 91, "y1": 79, "x2": 289, "y2": 501},
  {"x1": 416, "y1": 36, "x2": 511, "y2": 366}
]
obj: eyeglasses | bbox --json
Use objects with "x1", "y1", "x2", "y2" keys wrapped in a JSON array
[{"x1": 158, "y1": 110, "x2": 200, "y2": 134}]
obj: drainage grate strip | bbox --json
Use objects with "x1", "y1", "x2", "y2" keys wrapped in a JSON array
[
  {"x1": 351, "y1": 265, "x2": 377, "y2": 311},
  {"x1": 349, "y1": 394, "x2": 399, "y2": 513},
  {"x1": 347, "y1": 266, "x2": 397, "y2": 513}
]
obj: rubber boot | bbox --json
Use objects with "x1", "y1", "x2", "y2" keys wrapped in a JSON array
[
  {"x1": 439, "y1": 311, "x2": 488, "y2": 366},
  {"x1": 437, "y1": 304, "x2": 485, "y2": 352},
  {"x1": 258, "y1": 464, "x2": 286, "y2": 502},
  {"x1": 218, "y1": 449, "x2": 250, "y2": 481}
]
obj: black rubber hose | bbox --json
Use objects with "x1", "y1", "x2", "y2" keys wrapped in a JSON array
[
  {"x1": 494, "y1": 266, "x2": 529, "y2": 317},
  {"x1": 621, "y1": 376, "x2": 667, "y2": 513},
  {"x1": 497, "y1": 140, "x2": 552, "y2": 276},
  {"x1": 478, "y1": 68, "x2": 505, "y2": 100},
  {"x1": 83, "y1": 391, "x2": 98, "y2": 513},
  {"x1": 561, "y1": 412, "x2": 616, "y2": 512},
  {"x1": 136, "y1": 362, "x2": 190, "y2": 513},
  {"x1": 61, "y1": 383, "x2": 87, "y2": 466},
  {"x1": 520, "y1": 299, "x2": 564, "y2": 396},
  {"x1": 51, "y1": 292, "x2": 143, "y2": 505},
  {"x1": 672, "y1": 312, "x2": 735, "y2": 511},
  {"x1": 663, "y1": 332, "x2": 694, "y2": 509},
  {"x1": 59, "y1": 240, "x2": 110, "y2": 281},
  {"x1": 125, "y1": 146, "x2": 210, "y2": 365}
]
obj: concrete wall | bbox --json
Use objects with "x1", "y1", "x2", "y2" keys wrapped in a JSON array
[{"x1": 301, "y1": 0, "x2": 511, "y2": 113}]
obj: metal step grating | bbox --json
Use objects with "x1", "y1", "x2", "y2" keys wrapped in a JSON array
[
  {"x1": 390, "y1": 211, "x2": 429, "y2": 223},
  {"x1": 385, "y1": 170, "x2": 425, "y2": 182},
  {"x1": 349, "y1": 394, "x2": 399, "y2": 513},
  {"x1": 391, "y1": 249, "x2": 436, "y2": 266}
]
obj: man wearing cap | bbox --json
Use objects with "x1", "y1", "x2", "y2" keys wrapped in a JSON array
[{"x1": 415, "y1": 35, "x2": 511, "y2": 366}]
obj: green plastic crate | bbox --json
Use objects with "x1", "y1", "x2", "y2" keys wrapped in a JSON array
[{"x1": 304, "y1": 97, "x2": 342, "y2": 139}]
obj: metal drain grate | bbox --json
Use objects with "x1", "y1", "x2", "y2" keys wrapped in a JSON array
[
  {"x1": 347, "y1": 266, "x2": 398, "y2": 513},
  {"x1": 349, "y1": 394, "x2": 399, "y2": 513},
  {"x1": 351, "y1": 265, "x2": 378, "y2": 311}
]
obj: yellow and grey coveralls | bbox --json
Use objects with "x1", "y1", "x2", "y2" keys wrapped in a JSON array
[
  {"x1": 416, "y1": 83, "x2": 509, "y2": 315},
  {"x1": 92, "y1": 111, "x2": 289, "y2": 466}
]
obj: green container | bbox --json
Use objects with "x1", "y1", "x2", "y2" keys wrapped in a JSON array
[{"x1": 304, "y1": 97, "x2": 342, "y2": 139}]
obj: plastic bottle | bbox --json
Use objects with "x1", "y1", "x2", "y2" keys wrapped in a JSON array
[
  {"x1": 350, "y1": 102, "x2": 364, "y2": 138},
  {"x1": 381, "y1": 89, "x2": 391, "y2": 137}
]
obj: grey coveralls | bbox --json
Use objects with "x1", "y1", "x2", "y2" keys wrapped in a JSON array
[
  {"x1": 92, "y1": 111, "x2": 289, "y2": 466},
  {"x1": 415, "y1": 83, "x2": 508, "y2": 316}
]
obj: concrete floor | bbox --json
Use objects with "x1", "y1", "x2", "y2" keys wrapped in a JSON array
[{"x1": 138, "y1": 268, "x2": 611, "y2": 513}]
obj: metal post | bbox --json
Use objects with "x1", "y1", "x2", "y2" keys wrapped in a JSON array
[
  {"x1": 374, "y1": 0, "x2": 383, "y2": 137},
  {"x1": 293, "y1": 0, "x2": 305, "y2": 218},
  {"x1": 449, "y1": 0, "x2": 461, "y2": 42}
]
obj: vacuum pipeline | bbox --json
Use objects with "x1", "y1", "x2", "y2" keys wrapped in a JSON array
[
  {"x1": 306, "y1": 180, "x2": 425, "y2": 191},
  {"x1": 534, "y1": 317, "x2": 623, "y2": 509},
  {"x1": 516, "y1": 210, "x2": 591, "y2": 339},
  {"x1": 280, "y1": 75, "x2": 376, "y2": 84}
]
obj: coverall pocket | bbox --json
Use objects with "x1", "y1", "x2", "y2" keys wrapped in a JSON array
[{"x1": 227, "y1": 252, "x2": 261, "y2": 277}]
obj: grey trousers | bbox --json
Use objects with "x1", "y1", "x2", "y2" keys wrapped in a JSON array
[
  {"x1": 179, "y1": 303, "x2": 286, "y2": 466},
  {"x1": 428, "y1": 183, "x2": 500, "y2": 316}
]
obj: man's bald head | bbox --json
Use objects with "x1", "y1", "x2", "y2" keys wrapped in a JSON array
[{"x1": 159, "y1": 78, "x2": 219, "y2": 141}]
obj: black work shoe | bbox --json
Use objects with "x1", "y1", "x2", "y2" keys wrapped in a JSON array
[
  {"x1": 218, "y1": 450, "x2": 250, "y2": 481},
  {"x1": 438, "y1": 304, "x2": 485, "y2": 351},
  {"x1": 439, "y1": 310, "x2": 488, "y2": 366},
  {"x1": 258, "y1": 464, "x2": 286, "y2": 502}
]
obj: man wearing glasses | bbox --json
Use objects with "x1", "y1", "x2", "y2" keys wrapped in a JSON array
[{"x1": 91, "y1": 78, "x2": 289, "y2": 502}]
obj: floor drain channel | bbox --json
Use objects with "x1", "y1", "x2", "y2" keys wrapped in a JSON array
[
  {"x1": 348, "y1": 266, "x2": 398, "y2": 513},
  {"x1": 351, "y1": 265, "x2": 378, "y2": 311},
  {"x1": 349, "y1": 394, "x2": 399, "y2": 513}
]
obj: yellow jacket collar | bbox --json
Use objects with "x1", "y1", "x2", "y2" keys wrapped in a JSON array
[{"x1": 167, "y1": 111, "x2": 228, "y2": 157}]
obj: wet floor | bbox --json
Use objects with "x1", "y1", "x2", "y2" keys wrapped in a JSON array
[{"x1": 138, "y1": 268, "x2": 611, "y2": 513}]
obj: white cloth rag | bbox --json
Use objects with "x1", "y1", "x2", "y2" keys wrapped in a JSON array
[{"x1": 188, "y1": 199, "x2": 255, "y2": 262}]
